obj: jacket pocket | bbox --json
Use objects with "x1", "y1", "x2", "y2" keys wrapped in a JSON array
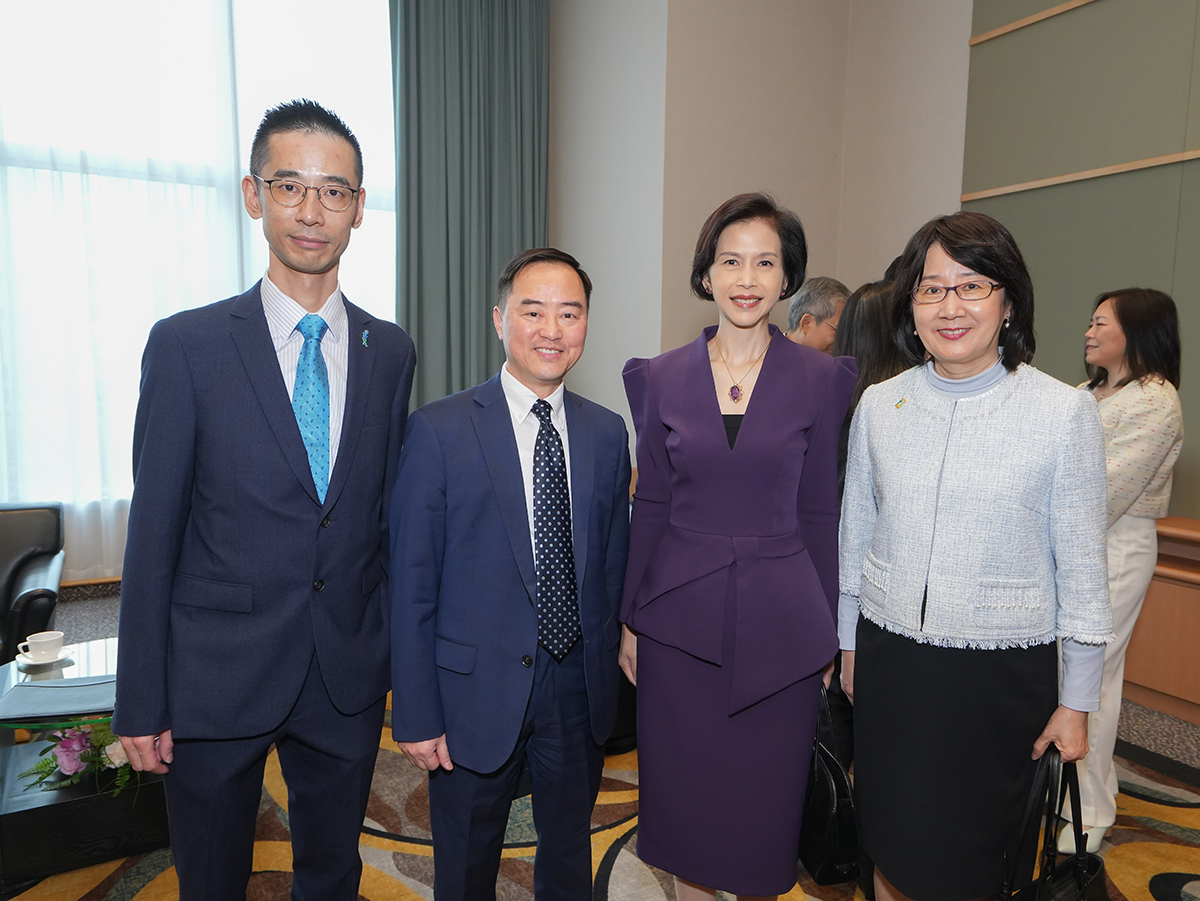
[
  {"x1": 861, "y1": 551, "x2": 889, "y2": 598},
  {"x1": 435, "y1": 635, "x2": 477, "y2": 674},
  {"x1": 171, "y1": 573, "x2": 253, "y2": 613},
  {"x1": 974, "y1": 578, "x2": 1041, "y2": 611}
]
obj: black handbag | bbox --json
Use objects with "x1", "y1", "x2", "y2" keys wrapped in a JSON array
[
  {"x1": 1002, "y1": 747, "x2": 1110, "y2": 901},
  {"x1": 798, "y1": 685, "x2": 859, "y2": 885}
]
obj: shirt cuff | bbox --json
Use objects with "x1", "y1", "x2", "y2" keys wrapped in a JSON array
[
  {"x1": 838, "y1": 593, "x2": 860, "y2": 650},
  {"x1": 1060, "y1": 638, "x2": 1105, "y2": 712}
]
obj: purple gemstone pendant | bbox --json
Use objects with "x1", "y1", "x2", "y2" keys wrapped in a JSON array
[{"x1": 729, "y1": 385, "x2": 742, "y2": 402}]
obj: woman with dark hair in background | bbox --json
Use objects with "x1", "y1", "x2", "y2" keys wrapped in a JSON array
[
  {"x1": 1062, "y1": 288, "x2": 1184, "y2": 853},
  {"x1": 620, "y1": 193, "x2": 855, "y2": 900},
  {"x1": 833, "y1": 279, "x2": 908, "y2": 413},
  {"x1": 839, "y1": 211, "x2": 1113, "y2": 901}
]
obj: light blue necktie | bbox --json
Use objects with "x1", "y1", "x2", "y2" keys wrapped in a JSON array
[{"x1": 293, "y1": 315, "x2": 330, "y2": 502}]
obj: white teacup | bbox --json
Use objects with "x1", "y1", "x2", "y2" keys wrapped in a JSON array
[{"x1": 19, "y1": 630, "x2": 64, "y2": 663}]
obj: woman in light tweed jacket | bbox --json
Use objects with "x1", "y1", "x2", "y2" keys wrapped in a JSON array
[
  {"x1": 838, "y1": 212, "x2": 1113, "y2": 901},
  {"x1": 1061, "y1": 288, "x2": 1183, "y2": 854}
]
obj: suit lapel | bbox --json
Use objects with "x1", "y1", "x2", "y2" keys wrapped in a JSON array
[
  {"x1": 228, "y1": 284, "x2": 321, "y2": 505},
  {"x1": 324, "y1": 299, "x2": 374, "y2": 510},
  {"x1": 564, "y1": 392, "x2": 593, "y2": 596},
  {"x1": 472, "y1": 375, "x2": 538, "y2": 601}
]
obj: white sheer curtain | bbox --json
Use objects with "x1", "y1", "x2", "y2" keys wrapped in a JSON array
[{"x1": 0, "y1": 0, "x2": 396, "y2": 581}]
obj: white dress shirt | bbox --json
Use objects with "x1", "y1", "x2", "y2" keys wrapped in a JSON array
[
  {"x1": 499, "y1": 365, "x2": 573, "y2": 553},
  {"x1": 260, "y1": 274, "x2": 349, "y2": 471}
]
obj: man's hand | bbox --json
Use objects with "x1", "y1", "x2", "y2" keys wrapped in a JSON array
[
  {"x1": 1033, "y1": 705, "x2": 1089, "y2": 762},
  {"x1": 399, "y1": 734, "x2": 453, "y2": 771},
  {"x1": 839, "y1": 650, "x2": 855, "y2": 703},
  {"x1": 619, "y1": 624, "x2": 637, "y2": 686},
  {"x1": 120, "y1": 730, "x2": 174, "y2": 775}
]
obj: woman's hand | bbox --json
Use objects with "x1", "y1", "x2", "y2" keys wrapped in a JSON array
[
  {"x1": 1033, "y1": 705, "x2": 1089, "y2": 762},
  {"x1": 619, "y1": 624, "x2": 638, "y2": 686},
  {"x1": 839, "y1": 650, "x2": 855, "y2": 703},
  {"x1": 822, "y1": 659, "x2": 835, "y2": 689}
]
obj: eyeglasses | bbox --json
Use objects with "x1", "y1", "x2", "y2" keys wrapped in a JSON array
[
  {"x1": 253, "y1": 175, "x2": 359, "y2": 212},
  {"x1": 912, "y1": 281, "x2": 1003, "y2": 304}
]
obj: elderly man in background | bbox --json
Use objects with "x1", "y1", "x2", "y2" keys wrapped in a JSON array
[{"x1": 786, "y1": 275, "x2": 849, "y2": 354}]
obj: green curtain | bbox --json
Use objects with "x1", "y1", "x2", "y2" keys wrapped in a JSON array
[{"x1": 392, "y1": 0, "x2": 550, "y2": 406}]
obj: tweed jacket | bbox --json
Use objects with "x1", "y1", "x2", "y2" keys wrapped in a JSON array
[
  {"x1": 1084, "y1": 377, "x2": 1183, "y2": 528},
  {"x1": 839, "y1": 363, "x2": 1113, "y2": 650}
]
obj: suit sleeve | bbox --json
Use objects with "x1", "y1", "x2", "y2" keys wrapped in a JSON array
[
  {"x1": 1104, "y1": 384, "x2": 1183, "y2": 527},
  {"x1": 606, "y1": 422, "x2": 633, "y2": 618},
  {"x1": 796, "y1": 356, "x2": 857, "y2": 621},
  {"x1": 1050, "y1": 390, "x2": 1113, "y2": 646},
  {"x1": 620, "y1": 358, "x2": 671, "y2": 625},
  {"x1": 112, "y1": 320, "x2": 197, "y2": 737},
  {"x1": 389, "y1": 409, "x2": 449, "y2": 742},
  {"x1": 380, "y1": 333, "x2": 417, "y2": 572}
]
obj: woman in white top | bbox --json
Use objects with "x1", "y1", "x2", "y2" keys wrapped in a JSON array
[{"x1": 1063, "y1": 288, "x2": 1184, "y2": 853}]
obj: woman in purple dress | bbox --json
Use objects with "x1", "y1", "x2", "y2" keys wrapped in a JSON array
[{"x1": 619, "y1": 193, "x2": 856, "y2": 899}]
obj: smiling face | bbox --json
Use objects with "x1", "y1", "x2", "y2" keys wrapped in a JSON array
[
  {"x1": 1084, "y1": 298, "x2": 1128, "y2": 377},
  {"x1": 702, "y1": 218, "x2": 786, "y2": 330},
  {"x1": 913, "y1": 243, "x2": 1011, "y2": 379},
  {"x1": 493, "y1": 261, "x2": 589, "y2": 398},
  {"x1": 241, "y1": 130, "x2": 365, "y2": 308}
]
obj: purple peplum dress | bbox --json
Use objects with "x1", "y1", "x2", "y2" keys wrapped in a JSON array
[{"x1": 622, "y1": 325, "x2": 856, "y2": 896}]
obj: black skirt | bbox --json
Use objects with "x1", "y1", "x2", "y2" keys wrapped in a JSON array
[{"x1": 853, "y1": 617, "x2": 1058, "y2": 901}]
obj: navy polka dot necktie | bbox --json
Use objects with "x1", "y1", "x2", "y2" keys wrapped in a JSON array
[
  {"x1": 293, "y1": 314, "x2": 330, "y2": 503},
  {"x1": 531, "y1": 399, "x2": 580, "y2": 661}
]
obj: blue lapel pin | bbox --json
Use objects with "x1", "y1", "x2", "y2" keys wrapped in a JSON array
[{"x1": 362, "y1": 329, "x2": 369, "y2": 348}]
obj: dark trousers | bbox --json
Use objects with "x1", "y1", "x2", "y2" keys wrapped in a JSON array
[
  {"x1": 164, "y1": 653, "x2": 386, "y2": 901},
  {"x1": 428, "y1": 643, "x2": 604, "y2": 901}
]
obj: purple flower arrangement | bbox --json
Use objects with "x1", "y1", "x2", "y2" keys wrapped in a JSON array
[{"x1": 19, "y1": 721, "x2": 135, "y2": 796}]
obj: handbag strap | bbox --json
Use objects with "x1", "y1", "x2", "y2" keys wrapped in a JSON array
[
  {"x1": 1061, "y1": 762, "x2": 1092, "y2": 887},
  {"x1": 1002, "y1": 747, "x2": 1061, "y2": 898},
  {"x1": 815, "y1": 684, "x2": 840, "y2": 758}
]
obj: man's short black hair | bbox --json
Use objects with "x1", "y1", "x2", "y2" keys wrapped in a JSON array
[
  {"x1": 496, "y1": 248, "x2": 593, "y2": 310},
  {"x1": 249, "y1": 99, "x2": 363, "y2": 186}
]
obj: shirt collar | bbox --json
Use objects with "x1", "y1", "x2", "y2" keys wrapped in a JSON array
[
  {"x1": 499, "y1": 365, "x2": 566, "y2": 425},
  {"x1": 261, "y1": 273, "x2": 347, "y2": 351}
]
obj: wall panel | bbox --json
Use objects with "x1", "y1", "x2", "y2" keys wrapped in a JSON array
[
  {"x1": 963, "y1": 0, "x2": 1195, "y2": 194},
  {"x1": 964, "y1": 165, "x2": 1183, "y2": 386}
]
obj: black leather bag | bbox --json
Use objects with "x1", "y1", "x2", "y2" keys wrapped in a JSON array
[
  {"x1": 798, "y1": 685, "x2": 859, "y2": 885},
  {"x1": 1002, "y1": 748, "x2": 1110, "y2": 901}
]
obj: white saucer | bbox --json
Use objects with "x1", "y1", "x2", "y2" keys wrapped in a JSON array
[{"x1": 16, "y1": 649, "x2": 72, "y2": 666}]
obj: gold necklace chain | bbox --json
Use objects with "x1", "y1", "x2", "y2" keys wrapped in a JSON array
[{"x1": 714, "y1": 339, "x2": 769, "y2": 403}]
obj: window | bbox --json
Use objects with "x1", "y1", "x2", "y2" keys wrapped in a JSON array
[{"x1": 0, "y1": 0, "x2": 396, "y2": 579}]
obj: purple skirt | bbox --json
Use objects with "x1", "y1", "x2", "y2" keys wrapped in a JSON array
[{"x1": 635, "y1": 632, "x2": 822, "y2": 896}]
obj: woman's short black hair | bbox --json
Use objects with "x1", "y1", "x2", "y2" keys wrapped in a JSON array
[
  {"x1": 1086, "y1": 288, "x2": 1181, "y2": 390},
  {"x1": 690, "y1": 193, "x2": 807, "y2": 301},
  {"x1": 889, "y1": 211, "x2": 1035, "y2": 372}
]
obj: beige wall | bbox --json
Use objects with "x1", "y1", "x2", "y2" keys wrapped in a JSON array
[
  {"x1": 548, "y1": 0, "x2": 668, "y2": 429},
  {"x1": 836, "y1": 0, "x2": 972, "y2": 289},
  {"x1": 549, "y1": 0, "x2": 972, "y2": 427},
  {"x1": 659, "y1": 1, "x2": 851, "y2": 352}
]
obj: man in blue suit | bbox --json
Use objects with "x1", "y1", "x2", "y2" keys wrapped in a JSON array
[
  {"x1": 390, "y1": 248, "x2": 631, "y2": 900},
  {"x1": 113, "y1": 100, "x2": 415, "y2": 899}
]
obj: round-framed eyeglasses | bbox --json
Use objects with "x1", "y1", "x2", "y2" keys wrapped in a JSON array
[
  {"x1": 253, "y1": 175, "x2": 360, "y2": 212},
  {"x1": 911, "y1": 281, "x2": 1003, "y2": 304}
]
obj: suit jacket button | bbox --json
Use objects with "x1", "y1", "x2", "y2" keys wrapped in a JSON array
[
  {"x1": 521, "y1": 654, "x2": 533, "y2": 667},
  {"x1": 320, "y1": 516, "x2": 331, "y2": 528},
  {"x1": 313, "y1": 579, "x2": 325, "y2": 592}
]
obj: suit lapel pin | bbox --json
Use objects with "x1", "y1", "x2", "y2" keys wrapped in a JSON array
[
  {"x1": 895, "y1": 397, "x2": 906, "y2": 408},
  {"x1": 362, "y1": 329, "x2": 369, "y2": 348}
]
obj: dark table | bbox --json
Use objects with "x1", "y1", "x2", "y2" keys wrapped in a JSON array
[{"x1": 0, "y1": 639, "x2": 169, "y2": 896}]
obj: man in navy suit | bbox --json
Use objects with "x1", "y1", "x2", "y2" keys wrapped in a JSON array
[
  {"x1": 113, "y1": 100, "x2": 415, "y2": 899},
  {"x1": 390, "y1": 248, "x2": 631, "y2": 900}
]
